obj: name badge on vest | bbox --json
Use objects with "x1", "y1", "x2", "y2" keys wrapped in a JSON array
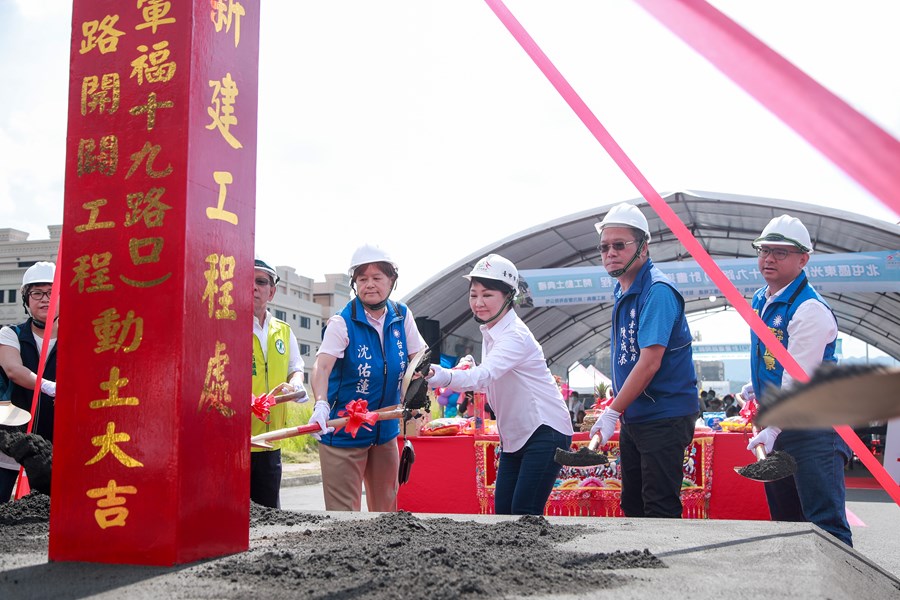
[{"x1": 275, "y1": 339, "x2": 286, "y2": 355}]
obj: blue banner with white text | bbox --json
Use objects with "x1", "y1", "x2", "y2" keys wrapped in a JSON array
[{"x1": 517, "y1": 251, "x2": 900, "y2": 307}]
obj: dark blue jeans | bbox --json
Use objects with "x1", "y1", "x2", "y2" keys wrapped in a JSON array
[
  {"x1": 0, "y1": 468, "x2": 18, "y2": 503},
  {"x1": 764, "y1": 429, "x2": 852, "y2": 546},
  {"x1": 250, "y1": 448, "x2": 282, "y2": 509},
  {"x1": 619, "y1": 414, "x2": 696, "y2": 518},
  {"x1": 495, "y1": 425, "x2": 571, "y2": 515}
]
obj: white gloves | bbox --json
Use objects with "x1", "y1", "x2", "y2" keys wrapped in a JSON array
[
  {"x1": 289, "y1": 381, "x2": 309, "y2": 402},
  {"x1": 308, "y1": 401, "x2": 334, "y2": 440},
  {"x1": 747, "y1": 426, "x2": 781, "y2": 454},
  {"x1": 590, "y1": 407, "x2": 621, "y2": 444},
  {"x1": 456, "y1": 355, "x2": 476, "y2": 369},
  {"x1": 40, "y1": 379, "x2": 56, "y2": 398},
  {"x1": 426, "y1": 364, "x2": 451, "y2": 388},
  {"x1": 740, "y1": 383, "x2": 755, "y2": 404}
]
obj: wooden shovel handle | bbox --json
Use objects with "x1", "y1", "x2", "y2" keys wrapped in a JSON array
[
  {"x1": 750, "y1": 425, "x2": 768, "y2": 461},
  {"x1": 271, "y1": 389, "x2": 309, "y2": 403},
  {"x1": 587, "y1": 433, "x2": 602, "y2": 452},
  {"x1": 250, "y1": 408, "x2": 405, "y2": 445}
]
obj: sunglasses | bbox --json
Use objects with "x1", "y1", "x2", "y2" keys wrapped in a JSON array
[
  {"x1": 598, "y1": 240, "x2": 637, "y2": 254},
  {"x1": 398, "y1": 439, "x2": 415, "y2": 485}
]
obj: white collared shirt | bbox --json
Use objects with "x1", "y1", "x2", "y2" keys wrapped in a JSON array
[
  {"x1": 761, "y1": 285, "x2": 838, "y2": 389},
  {"x1": 430, "y1": 310, "x2": 573, "y2": 452},
  {"x1": 318, "y1": 305, "x2": 427, "y2": 359},
  {"x1": 253, "y1": 311, "x2": 304, "y2": 375}
]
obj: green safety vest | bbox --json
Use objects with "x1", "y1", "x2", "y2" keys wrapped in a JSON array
[{"x1": 251, "y1": 317, "x2": 292, "y2": 452}]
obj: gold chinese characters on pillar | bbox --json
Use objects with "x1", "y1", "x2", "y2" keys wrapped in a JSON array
[{"x1": 51, "y1": 0, "x2": 260, "y2": 566}]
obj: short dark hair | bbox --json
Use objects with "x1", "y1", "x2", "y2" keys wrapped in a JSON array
[
  {"x1": 352, "y1": 261, "x2": 398, "y2": 283},
  {"x1": 470, "y1": 276, "x2": 514, "y2": 295}
]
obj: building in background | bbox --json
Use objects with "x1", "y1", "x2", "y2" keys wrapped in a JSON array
[
  {"x1": 0, "y1": 227, "x2": 351, "y2": 384},
  {"x1": 0, "y1": 226, "x2": 62, "y2": 324}
]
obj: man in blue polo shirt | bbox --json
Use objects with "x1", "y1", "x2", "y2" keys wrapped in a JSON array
[{"x1": 591, "y1": 203, "x2": 700, "y2": 518}]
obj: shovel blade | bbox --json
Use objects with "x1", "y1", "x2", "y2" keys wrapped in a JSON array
[
  {"x1": 734, "y1": 450, "x2": 797, "y2": 482},
  {"x1": 554, "y1": 446, "x2": 609, "y2": 468}
]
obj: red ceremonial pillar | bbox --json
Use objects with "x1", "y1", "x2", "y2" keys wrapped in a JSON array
[{"x1": 49, "y1": 0, "x2": 260, "y2": 565}]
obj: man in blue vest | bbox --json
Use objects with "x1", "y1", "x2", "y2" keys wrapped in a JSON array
[
  {"x1": 251, "y1": 258, "x2": 308, "y2": 508},
  {"x1": 591, "y1": 204, "x2": 699, "y2": 518},
  {"x1": 747, "y1": 215, "x2": 852, "y2": 546}
]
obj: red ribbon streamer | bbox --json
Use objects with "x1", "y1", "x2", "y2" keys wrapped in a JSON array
[
  {"x1": 338, "y1": 399, "x2": 379, "y2": 439},
  {"x1": 634, "y1": 0, "x2": 900, "y2": 218},
  {"x1": 251, "y1": 393, "x2": 276, "y2": 423},
  {"x1": 483, "y1": 0, "x2": 900, "y2": 505},
  {"x1": 16, "y1": 235, "x2": 63, "y2": 500}
]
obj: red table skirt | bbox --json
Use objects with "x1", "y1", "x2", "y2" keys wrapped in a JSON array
[{"x1": 397, "y1": 431, "x2": 770, "y2": 520}]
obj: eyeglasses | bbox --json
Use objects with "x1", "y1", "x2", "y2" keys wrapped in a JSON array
[
  {"x1": 28, "y1": 290, "x2": 52, "y2": 301},
  {"x1": 254, "y1": 278, "x2": 272, "y2": 287},
  {"x1": 755, "y1": 247, "x2": 802, "y2": 260},
  {"x1": 598, "y1": 240, "x2": 637, "y2": 254}
]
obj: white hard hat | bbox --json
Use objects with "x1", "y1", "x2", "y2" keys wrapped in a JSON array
[
  {"x1": 22, "y1": 262, "x2": 56, "y2": 289},
  {"x1": 254, "y1": 257, "x2": 280, "y2": 284},
  {"x1": 594, "y1": 203, "x2": 651, "y2": 241},
  {"x1": 348, "y1": 243, "x2": 398, "y2": 276},
  {"x1": 464, "y1": 254, "x2": 518, "y2": 292},
  {"x1": 0, "y1": 401, "x2": 31, "y2": 427},
  {"x1": 753, "y1": 214, "x2": 813, "y2": 253}
]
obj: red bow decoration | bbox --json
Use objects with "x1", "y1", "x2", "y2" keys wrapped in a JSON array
[
  {"x1": 338, "y1": 399, "x2": 379, "y2": 438},
  {"x1": 251, "y1": 393, "x2": 276, "y2": 423},
  {"x1": 739, "y1": 399, "x2": 759, "y2": 424},
  {"x1": 591, "y1": 395, "x2": 614, "y2": 410}
]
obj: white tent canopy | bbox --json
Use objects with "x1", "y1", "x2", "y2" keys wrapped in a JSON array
[
  {"x1": 566, "y1": 363, "x2": 611, "y2": 396},
  {"x1": 405, "y1": 192, "x2": 900, "y2": 371}
]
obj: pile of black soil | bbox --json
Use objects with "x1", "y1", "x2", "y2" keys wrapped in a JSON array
[
  {"x1": 250, "y1": 502, "x2": 332, "y2": 527},
  {"x1": 1, "y1": 500, "x2": 664, "y2": 599},
  {"x1": 204, "y1": 511, "x2": 664, "y2": 599},
  {"x1": 0, "y1": 492, "x2": 50, "y2": 554},
  {"x1": 736, "y1": 450, "x2": 797, "y2": 482},
  {"x1": 0, "y1": 431, "x2": 52, "y2": 494}
]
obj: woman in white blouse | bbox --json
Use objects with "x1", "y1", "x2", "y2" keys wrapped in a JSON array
[{"x1": 427, "y1": 254, "x2": 573, "y2": 515}]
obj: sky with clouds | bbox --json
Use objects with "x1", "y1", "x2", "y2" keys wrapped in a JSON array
[{"x1": 1, "y1": 1, "x2": 898, "y2": 355}]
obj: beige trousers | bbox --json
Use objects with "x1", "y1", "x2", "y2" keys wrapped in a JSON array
[{"x1": 318, "y1": 440, "x2": 400, "y2": 512}]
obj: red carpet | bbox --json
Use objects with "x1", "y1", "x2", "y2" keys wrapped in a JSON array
[{"x1": 845, "y1": 476, "x2": 884, "y2": 490}]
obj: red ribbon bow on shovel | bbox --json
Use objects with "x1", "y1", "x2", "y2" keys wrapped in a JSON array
[
  {"x1": 739, "y1": 399, "x2": 759, "y2": 424},
  {"x1": 251, "y1": 393, "x2": 276, "y2": 423},
  {"x1": 338, "y1": 399, "x2": 379, "y2": 438}
]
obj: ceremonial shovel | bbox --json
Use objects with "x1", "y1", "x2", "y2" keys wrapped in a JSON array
[
  {"x1": 397, "y1": 348, "x2": 433, "y2": 484},
  {"x1": 733, "y1": 425, "x2": 797, "y2": 482},
  {"x1": 554, "y1": 433, "x2": 610, "y2": 468},
  {"x1": 250, "y1": 406, "x2": 405, "y2": 449},
  {"x1": 250, "y1": 349, "x2": 433, "y2": 450}
]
